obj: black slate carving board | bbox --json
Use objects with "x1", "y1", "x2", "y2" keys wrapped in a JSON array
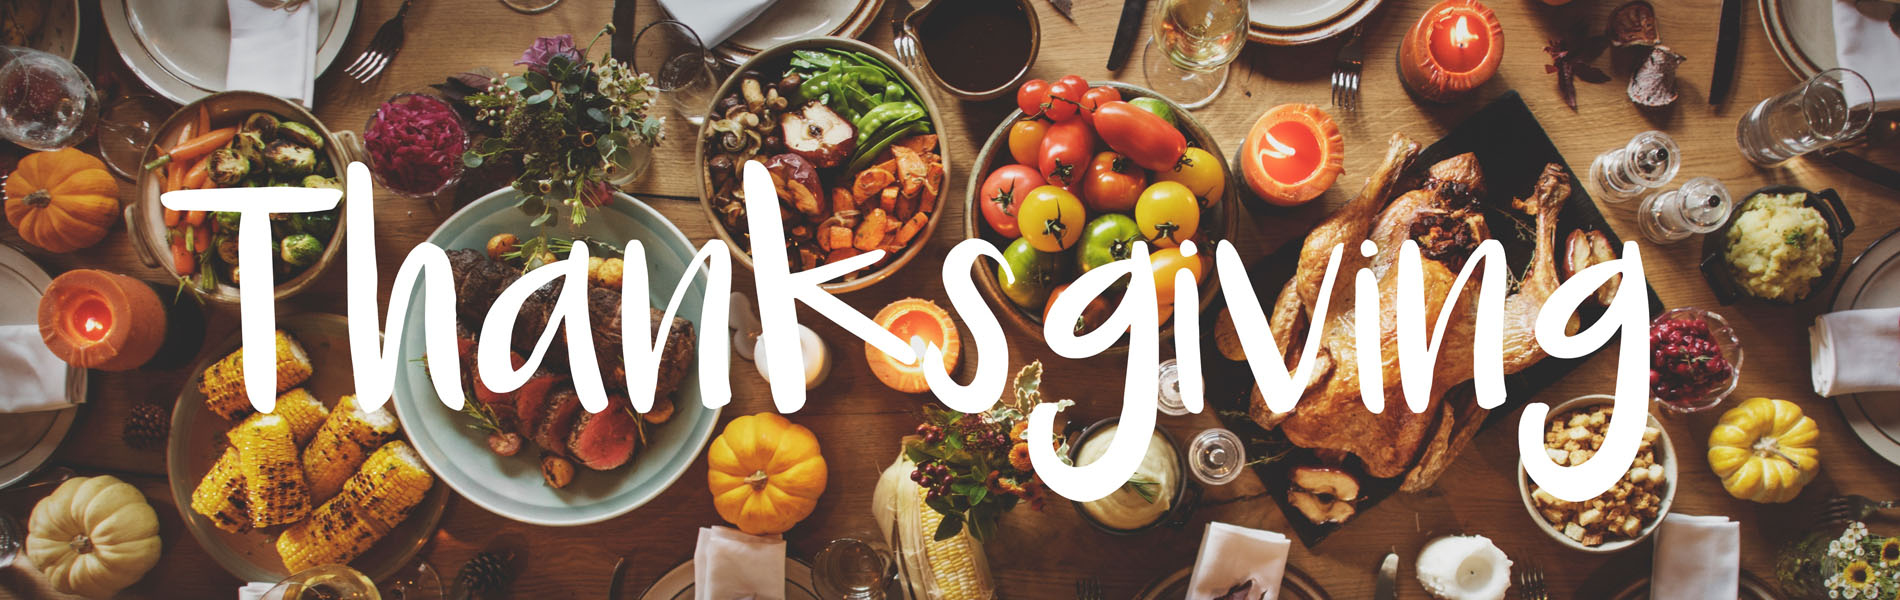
[{"x1": 1201, "y1": 91, "x2": 1666, "y2": 548}]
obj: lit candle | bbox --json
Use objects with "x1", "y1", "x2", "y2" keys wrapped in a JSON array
[
  {"x1": 1399, "y1": 0, "x2": 1505, "y2": 102},
  {"x1": 866, "y1": 298, "x2": 960, "y2": 394},
  {"x1": 1241, "y1": 104, "x2": 1345, "y2": 207},
  {"x1": 37, "y1": 270, "x2": 168, "y2": 371}
]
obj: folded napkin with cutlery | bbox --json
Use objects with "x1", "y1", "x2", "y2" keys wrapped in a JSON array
[
  {"x1": 1835, "y1": 0, "x2": 1900, "y2": 110},
  {"x1": 1187, "y1": 522, "x2": 1290, "y2": 600},
  {"x1": 1810, "y1": 307, "x2": 1900, "y2": 397},
  {"x1": 226, "y1": 0, "x2": 319, "y2": 107},
  {"x1": 655, "y1": 0, "x2": 776, "y2": 48},
  {"x1": 695, "y1": 526, "x2": 784, "y2": 600},
  {"x1": 1650, "y1": 514, "x2": 1740, "y2": 600},
  {"x1": 0, "y1": 324, "x2": 71, "y2": 414}
]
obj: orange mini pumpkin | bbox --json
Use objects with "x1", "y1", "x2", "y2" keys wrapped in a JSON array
[
  {"x1": 4, "y1": 149, "x2": 120, "y2": 253},
  {"x1": 707, "y1": 412, "x2": 827, "y2": 535},
  {"x1": 866, "y1": 298, "x2": 960, "y2": 394},
  {"x1": 1240, "y1": 104, "x2": 1344, "y2": 207}
]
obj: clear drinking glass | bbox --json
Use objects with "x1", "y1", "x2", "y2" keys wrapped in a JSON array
[
  {"x1": 631, "y1": 20, "x2": 718, "y2": 127},
  {"x1": 0, "y1": 511, "x2": 21, "y2": 569},
  {"x1": 1736, "y1": 68, "x2": 1875, "y2": 166},
  {"x1": 0, "y1": 46, "x2": 100, "y2": 151},
  {"x1": 379, "y1": 559, "x2": 443, "y2": 600},
  {"x1": 1141, "y1": 0, "x2": 1249, "y2": 110},
  {"x1": 261, "y1": 564, "x2": 381, "y2": 600},
  {"x1": 812, "y1": 536, "x2": 897, "y2": 600},
  {"x1": 1188, "y1": 428, "x2": 1246, "y2": 485},
  {"x1": 499, "y1": 0, "x2": 561, "y2": 14},
  {"x1": 93, "y1": 95, "x2": 173, "y2": 180}
]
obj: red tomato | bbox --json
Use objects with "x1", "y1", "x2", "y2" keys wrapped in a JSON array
[
  {"x1": 1092, "y1": 101, "x2": 1188, "y2": 172},
  {"x1": 1078, "y1": 86, "x2": 1122, "y2": 126},
  {"x1": 1016, "y1": 79, "x2": 1052, "y2": 118},
  {"x1": 978, "y1": 165, "x2": 1045, "y2": 238},
  {"x1": 1082, "y1": 151, "x2": 1147, "y2": 213},
  {"x1": 1043, "y1": 284, "x2": 1111, "y2": 337},
  {"x1": 1044, "y1": 75, "x2": 1088, "y2": 122},
  {"x1": 1007, "y1": 119, "x2": 1048, "y2": 166},
  {"x1": 1037, "y1": 118, "x2": 1097, "y2": 189}
]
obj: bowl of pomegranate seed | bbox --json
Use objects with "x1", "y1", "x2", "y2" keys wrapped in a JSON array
[{"x1": 1649, "y1": 307, "x2": 1743, "y2": 413}]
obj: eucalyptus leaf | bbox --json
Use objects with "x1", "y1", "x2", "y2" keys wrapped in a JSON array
[
  {"x1": 529, "y1": 210, "x2": 552, "y2": 227},
  {"x1": 526, "y1": 89, "x2": 555, "y2": 105},
  {"x1": 462, "y1": 152, "x2": 484, "y2": 168},
  {"x1": 586, "y1": 107, "x2": 607, "y2": 124},
  {"x1": 505, "y1": 76, "x2": 528, "y2": 92}
]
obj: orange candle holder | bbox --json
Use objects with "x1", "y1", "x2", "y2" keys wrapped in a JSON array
[
  {"x1": 1398, "y1": 0, "x2": 1505, "y2": 102},
  {"x1": 1240, "y1": 104, "x2": 1345, "y2": 207},
  {"x1": 37, "y1": 270, "x2": 168, "y2": 371},
  {"x1": 866, "y1": 298, "x2": 960, "y2": 394}
]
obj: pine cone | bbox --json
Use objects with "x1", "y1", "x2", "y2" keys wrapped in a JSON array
[
  {"x1": 122, "y1": 402, "x2": 170, "y2": 450},
  {"x1": 456, "y1": 550, "x2": 515, "y2": 597}
]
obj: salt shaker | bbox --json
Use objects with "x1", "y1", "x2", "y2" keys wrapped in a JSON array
[
  {"x1": 1156, "y1": 359, "x2": 1189, "y2": 416},
  {"x1": 1637, "y1": 176, "x2": 1732, "y2": 244},
  {"x1": 1590, "y1": 130, "x2": 1681, "y2": 203},
  {"x1": 1188, "y1": 428, "x2": 1247, "y2": 485}
]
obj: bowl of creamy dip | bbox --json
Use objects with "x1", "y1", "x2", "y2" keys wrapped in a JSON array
[{"x1": 1067, "y1": 418, "x2": 1196, "y2": 535}]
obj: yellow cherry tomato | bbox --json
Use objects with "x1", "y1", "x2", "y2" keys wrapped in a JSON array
[
  {"x1": 1150, "y1": 246, "x2": 1205, "y2": 307},
  {"x1": 1155, "y1": 147, "x2": 1226, "y2": 207},
  {"x1": 1007, "y1": 119, "x2": 1049, "y2": 166},
  {"x1": 1134, "y1": 181, "x2": 1200, "y2": 248},
  {"x1": 1017, "y1": 185, "x2": 1087, "y2": 252}
]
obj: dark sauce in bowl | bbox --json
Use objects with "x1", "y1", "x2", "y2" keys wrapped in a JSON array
[{"x1": 918, "y1": 0, "x2": 1034, "y2": 93}]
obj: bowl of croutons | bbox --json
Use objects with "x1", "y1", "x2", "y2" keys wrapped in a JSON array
[{"x1": 1517, "y1": 394, "x2": 1678, "y2": 553}]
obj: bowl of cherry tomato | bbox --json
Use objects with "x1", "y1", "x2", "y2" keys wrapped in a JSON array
[{"x1": 962, "y1": 76, "x2": 1239, "y2": 346}]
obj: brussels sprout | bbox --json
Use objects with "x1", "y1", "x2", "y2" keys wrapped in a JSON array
[
  {"x1": 213, "y1": 211, "x2": 241, "y2": 231},
  {"x1": 279, "y1": 233, "x2": 323, "y2": 267},
  {"x1": 276, "y1": 121, "x2": 325, "y2": 150},
  {"x1": 206, "y1": 148, "x2": 251, "y2": 186},
  {"x1": 292, "y1": 211, "x2": 338, "y2": 240},
  {"x1": 263, "y1": 140, "x2": 316, "y2": 177},
  {"x1": 233, "y1": 131, "x2": 267, "y2": 166},
  {"x1": 240, "y1": 112, "x2": 280, "y2": 138},
  {"x1": 300, "y1": 175, "x2": 341, "y2": 190},
  {"x1": 217, "y1": 236, "x2": 240, "y2": 265}
]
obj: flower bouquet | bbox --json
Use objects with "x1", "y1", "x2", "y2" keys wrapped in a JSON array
[
  {"x1": 904, "y1": 362, "x2": 1069, "y2": 542},
  {"x1": 1777, "y1": 521, "x2": 1900, "y2": 599}
]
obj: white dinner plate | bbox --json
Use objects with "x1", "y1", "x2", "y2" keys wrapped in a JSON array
[
  {"x1": 1831, "y1": 226, "x2": 1900, "y2": 468},
  {"x1": 1251, "y1": 0, "x2": 1362, "y2": 31},
  {"x1": 694, "y1": 0, "x2": 884, "y2": 64},
  {"x1": 99, "y1": 0, "x2": 360, "y2": 105},
  {"x1": 1761, "y1": 0, "x2": 1838, "y2": 78},
  {"x1": 637, "y1": 557, "x2": 818, "y2": 600},
  {"x1": 0, "y1": 243, "x2": 81, "y2": 491}
]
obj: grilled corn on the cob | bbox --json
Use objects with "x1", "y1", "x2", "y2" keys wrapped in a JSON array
[
  {"x1": 189, "y1": 446, "x2": 252, "y2": 533},
  {"x1": 235, "y1": 388, "x2": 329, "y2": 445},
  {"x1": 229, "y1": 414, "x2": 311, "y2": 527},
  {"x1": 276, "y1": 441, "x2": 434, "y2": 572},
  {"x1": 301, "y1": 395, "x2": 399, "y2": 503},
  {"x1": 200, "y1": 330, "x2": 312, "y2": 420}
]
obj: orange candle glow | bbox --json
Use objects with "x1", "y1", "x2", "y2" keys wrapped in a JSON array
[
  {"x1": 37, "y1": 270, "x2": 167, "y2": 371},
  {"x1": 866, "y1": 298, "x2": 961, "y2": 394},
  {"x1": 1259, "y1": 122, "x2": 1323, "y2": 184},
  {"x1": 71, "y1": 298, "x2": 113, "y2": 342},
  {"x1": 1399, "y1": 0, "x2": 1504, "y2": 102},
  {"x1": 1241, "y1": 104, "x2": 1345, "y2": 207}
]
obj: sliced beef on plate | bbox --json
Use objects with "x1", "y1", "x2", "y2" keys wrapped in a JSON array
[
  {"x1": 513, "y1": 370, "x2": 563, "y2": 438},
  {"x1": 567, "y1": 397, "x2": 639, "y2": 471},
  {"x1": 533, "y1": 386, "x2": 584, "y2": 455},
  {"x1": 651, "y1": 307, "x2": 696, "y2": 399},
  {"x1": 447, "y1": 248, "x2": 518, "y2": 323}
]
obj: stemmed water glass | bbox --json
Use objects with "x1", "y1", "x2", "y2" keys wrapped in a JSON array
[
  {"x1": 499, "y1": 0, "x2": 562, "y2": 14},
  {"x1": 0, "y1": 46, "x2": 99, "y2": 151},
  {"x1": 631, "y1": 19, "x2": 719, "y2": 127},
  {"x1": 1140, "y1": 0, "x2": 1249, "y2": 110}
]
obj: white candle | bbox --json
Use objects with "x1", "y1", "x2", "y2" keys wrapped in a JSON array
[
  {"x1": 1416, "y1": 535, "x2": 1512, "y2": 600},
  {"x1": 754, "y1": 324, "x2": 831, "y2": 390}
]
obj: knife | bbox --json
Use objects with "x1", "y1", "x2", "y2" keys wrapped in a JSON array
[
  {"x1": 1709, "y1": 0, "x2": 1742, "y2": 104},
  {"x1": 611, "y1": 0, "x2": 637, "y2": 65},
  {"x1": 1107, "y1": 0, "x2": 1150, "y2": 71},
  {"x1": 1374, "y1": 551, "x2": 1398, "y2": 600}
]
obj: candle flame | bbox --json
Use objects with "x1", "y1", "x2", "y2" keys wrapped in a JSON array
[
  {"x1": 82, "y1": 317, "x2": 106, "y2": 338},
  {"x1": 1261, "y1": 129, "x2": 1299, "y2": 160},
  {"x1": 1449, "y1": 15, "x2": 1477, "y2": 48}
]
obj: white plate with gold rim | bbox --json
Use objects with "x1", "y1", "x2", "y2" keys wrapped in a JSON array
[
  {"x1": 99, "y1": 0, "x2": 359, "y2": 105},
  {"x1": 1830, "y1": 226, "x2": 1900, "y2": 468},
  {"x1": 1761, "y1": 0, "x2": 1837, "y2": 78},
  {"x1": 695, "y1": 0, "x2": 885, "y2": 64},
  {"x1": 1246, "y1": 0, "x2": 1381, "y2": 46},
  {"x1": 637, "y1": 557, "x2": 819, "y2": 600}
]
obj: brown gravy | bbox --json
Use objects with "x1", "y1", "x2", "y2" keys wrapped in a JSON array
[{"x1": 918, "y1": 0, "x2": 1033, "y2": 92}]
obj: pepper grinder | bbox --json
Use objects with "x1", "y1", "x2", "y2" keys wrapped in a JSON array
[
  {"x1": 1590, "y1": 130, "x2": 1681, "y2": 203},
  {"x1": 1637, "y1": 176, "x2": 1732, "y2": 244}
]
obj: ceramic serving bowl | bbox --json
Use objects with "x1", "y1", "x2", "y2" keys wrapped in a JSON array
[
  {"x1": 128, "y1": 91, "x2": 353, "y2": 304},
  {"x1": 1698, "y1": 185, "x2": 1854, "y2": 305},
  {"x1": 1066, "y1": 417, "x2": 1200, "y2": 536},
  {"x1": 901, "y1": 0, "x2": 1040, "y2": 101},
  {"x1": 964, "y1": 82, "x2": 1238, "y2": 346},
  {"x1": 1516, "y1": 394, "x2": 1678, "y2": 554},
  {"x1": 695, "y1": 37, "x2": 951, "y2": 294}
]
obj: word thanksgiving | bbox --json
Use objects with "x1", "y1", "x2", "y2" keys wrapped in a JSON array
[{"x1": 162, "y1": 161, "x2": 1650, "y2": 503}]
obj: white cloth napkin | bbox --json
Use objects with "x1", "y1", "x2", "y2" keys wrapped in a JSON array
[
  {"x1": 226, "y1": 0, "x2": 319, "y2": 107},
  {"x1": 694, "y1": 526, "x2": 784, "y2": 600},
  {"x1": 1833, "y1": 0, "x2": 1900, "y2": 110},
  {"x1": 655, "y1": 0, "x2": 777, "y2": 47},
  {"x1": 237, "y1": 581, "x2": 273, "y2": 600},
  {"x1": 1650, "y1": 514, "x2": 1740, "y2": 600},
  {"x1": 1810, "y1": 307, "x2": 1900, "y2": 396},
  {"x1": 0, "y1": 325, "x2": 70, "y2": 414},
  {"x1": 1187, "y1": 522, "x2": 1290, "y2": 600}
]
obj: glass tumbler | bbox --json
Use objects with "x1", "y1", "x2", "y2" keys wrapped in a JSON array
[
  {"x1": 1142, "y1": 0, "x2": 1249, "y2": 109},
  {"x1": 813, "y1": 536, "x2": 897, "y2": 600},
  {"x1": 261, "y1": 564, "x2": 381, "y2": 600},
  {"x1": 631, "y1": 20, "x2": 719, "y2": 127},
  {"x1": 1736, "y1": 68, "x2": 1875, "y2": 166}
]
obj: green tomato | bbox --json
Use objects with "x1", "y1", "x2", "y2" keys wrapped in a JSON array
[
  {"x1": 1128, "y1": 97, "x2": 1177, "y2": 128},
  {"x1": 1077, "y1": 213, "x2": 1143, "y2": 276},
  {"x1": 998, "y1": 237, "x2": 1068, "y2": 309}
]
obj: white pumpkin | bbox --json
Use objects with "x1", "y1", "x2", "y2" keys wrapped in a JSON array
[{"x1": 26, "y1": 476, "x2": 162, "y2": 599}]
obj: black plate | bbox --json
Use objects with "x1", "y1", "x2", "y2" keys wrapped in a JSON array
[{"x1": 1202, "y1": 91, "x2": 1666, "y2": 547}]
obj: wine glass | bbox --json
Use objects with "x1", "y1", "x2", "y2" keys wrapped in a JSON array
[
  {"x1": 499, "y1": 0, "x2": 561, "y2": 14},
  {"x1": 260, "y1": 564, "x2": 381, "y2": 600},
  {"x1": 1140, "y1": 0, "x2": 1249, "y2": 110},
  {"x1": 379, "y1": 558, "x2": 443, "y2": 600},
  {"x1": 0, "y1": 511, "x2": 21, "y2": 569},
  {"x1": 631, "y1": 19, "x2": 719, "y2": 127},
  {"x1": 0, "y1": 46, "x2": 99, "y2": 151},
  {"x1": 93, "y1": 95, "x2": 174, "y2": 180}
]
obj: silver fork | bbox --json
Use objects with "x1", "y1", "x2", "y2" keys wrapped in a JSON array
[
  {"x1": 1074, "y1": 578, "x2": 1103, "y2": 600},
  {"x1": 343, "y1": 0, "x2": 414, "y2": 83},
  {"x1": 889, "y1": 1, "x2": 922, "y2": 73},
  {"x1": 1515, "y1": 563, "x2": 1548, "y2": 600},
  {"x1": 1823, "y1": 494, "x2": 1899, "y2": 525},
  {"x1": 1330, "y1": 25, "x2": 1365, "y2": 113}
]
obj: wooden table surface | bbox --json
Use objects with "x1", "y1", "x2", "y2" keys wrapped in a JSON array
[{"x1": 6, "y1": 0, "x2": 1900, "y2": 598}]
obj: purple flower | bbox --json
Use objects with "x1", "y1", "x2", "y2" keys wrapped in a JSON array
[{"x1": 515, "y1": 34, "x2": 581, "y2": 73}]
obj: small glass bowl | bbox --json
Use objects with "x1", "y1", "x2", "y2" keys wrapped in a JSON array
[
  {"x1": 1650, "y1": 307, "x2": 1744, "y2": 414},
  {"x1": 362, "y1": 92, "x2": 470, "y2": 201}
]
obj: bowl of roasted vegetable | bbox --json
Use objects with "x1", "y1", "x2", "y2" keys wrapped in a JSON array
[
  {"x1": 697, "y1": 37, "x2": 950, "y2": 293},
  {"x1": 964, "y1": 78, "x2": 1238, "y2": 344},
  {"x1": 131, "y1": 91, "x2": 348, "y2": 303}
]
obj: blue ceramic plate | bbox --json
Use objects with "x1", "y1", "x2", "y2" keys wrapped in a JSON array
[{"x1": 391, "y1": 189, "x2": 718, "y2": 526}]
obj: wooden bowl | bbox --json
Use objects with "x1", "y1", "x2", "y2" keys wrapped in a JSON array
[
  {"x1": 902, "y1": 0, "x2": 1040, "y2": 101},
  {"x1": 1516, "y1": 394, "x2": 1678, "y2": 554},
  {"x1": 128, "y1": 91, "x2": 352, "y2": 304},
  {"x1": 1698, "y1": 185, "x2": 1854, "y2": 305},
  {"x1": 695, "y1": 37, "x2": 951, "y2": 294},
  {"x1": 962, "y1": 82, "x2": 1239, "y2": 346}
]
